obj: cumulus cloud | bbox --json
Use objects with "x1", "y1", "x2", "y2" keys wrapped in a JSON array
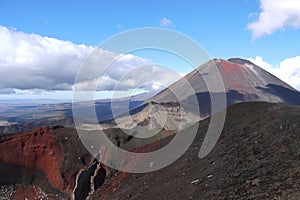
[
  {"x1": 159, "y1": 17, "x2": 173, "y2": 27},
  {"x1": 0, "y1": 26, "x2": 94, "y2": 91},
  {"x1": 0, "y1": 26, "x2": 182, "y2": 94},
  {"x1": 247, "y1": 0, "x2": 300, "y2": 39},
  {"x1": 73, "y1": 63, "x2": 183, "y2": 92},
  {"x1": 248, "y1": 56, "x2": 300, "y2": 90}
]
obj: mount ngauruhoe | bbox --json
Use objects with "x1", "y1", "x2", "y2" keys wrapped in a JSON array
[{"x1": 104, "y1": 58, "x2": 300, "y2": 131}]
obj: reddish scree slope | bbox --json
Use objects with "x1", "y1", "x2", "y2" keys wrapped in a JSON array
[
  {"x1": 0, "y1": 127, "x2": 65, "y2": 190},
  {"x1": 0, "y1": 126, "x2": 105, "y2": 199}
]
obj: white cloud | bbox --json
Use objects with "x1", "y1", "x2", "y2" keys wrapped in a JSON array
[
  {"x1": 248, "y1": 56, "x2": 300, "y2": 90},
  {"x1": 247, "y1": 0, "x2": 300, "y2": 39},
  {"x1": 0, "y1": 26, "x2": 183, "y2": 94},
  {"x1": 0, "y1": 88, "x2": 16, "y2": 94},
  {"x1": 0, "y1": 26, "x2": 94, "y2": 91},
  {"x1": 73, "y1": 64, "x2": 183, "y2": 92},
  {"x1": 159, "y1": 17, "x2": 173, "y2": 27}
]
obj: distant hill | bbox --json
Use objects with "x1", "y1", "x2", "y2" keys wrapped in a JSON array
[{"x1": 0, "y1": 92, "x2": 155, "y2": 134}]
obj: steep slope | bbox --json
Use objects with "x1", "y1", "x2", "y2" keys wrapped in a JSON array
[
  {"x1": 92, "y1": 102, "x2": 300, "y2": 200},
  {"x1": 152, "y1": 58, "x2": 299, "y2": 103},
  {"x1": 0, "y1": 125, "x2": 174, "y2": 199},
  {"x1": 0, "y1": 126, "x2": 107, "y2": 199},
  {"x1": 109, "y1": 58, "x2": 300, "y2": 131}
]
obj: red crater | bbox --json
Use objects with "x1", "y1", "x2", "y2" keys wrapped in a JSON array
[
  {"x1": 0, "y1": 126, "x2": 107, "y2": 199},
  {"x1": 222, "y1": 59, "x2": 246, "y2": 75},
  {"x1": 0, "y1": 127, "x2": 65, "y2": 191}
]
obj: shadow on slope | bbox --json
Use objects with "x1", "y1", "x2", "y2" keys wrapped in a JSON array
[{"x1": 256, "y1": 84, "x2": 300, "y2": 106}]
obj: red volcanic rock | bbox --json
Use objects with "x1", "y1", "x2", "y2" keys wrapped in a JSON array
[
  {"x1": 92, "y1": 135, "x2": 175, "y2": 200},
  {"x1": 0, "y1": 127, "x2": 65, "y2": 190},
  {"x1": 219, "y1": 59, "x2": 251, "y2": 90},
  {"x1": 222, "y1": 59, "x2": 245, "y2": 75},
  {"x1": 92, "y1": 171, "x2": 128, "y2": 200},
  {"x1": 0, "y1": 126, "x2": 101, "y2": 199}
]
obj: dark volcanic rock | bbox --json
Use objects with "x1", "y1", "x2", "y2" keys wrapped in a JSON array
[{"x1": 92, "y1": 102, "x2": 300, "y2": 200}]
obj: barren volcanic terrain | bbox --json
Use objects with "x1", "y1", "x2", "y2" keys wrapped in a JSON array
[
  {"x1": 0, "y1": 102, "x2": 300, "y2": 199},
  {"x1": 0, "y1": 126, "x2": 104, "y2": 199},
  {"x1": 92, "y1": 102, "x2": 300, "y2": 200}
]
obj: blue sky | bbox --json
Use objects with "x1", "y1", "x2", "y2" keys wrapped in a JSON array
[
  {"x1": 1, "y1": 0, "x2": 298, "y2": 64},
  {"x1": 0, "y1": 0, "x2": 300, "y2": 100}
]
